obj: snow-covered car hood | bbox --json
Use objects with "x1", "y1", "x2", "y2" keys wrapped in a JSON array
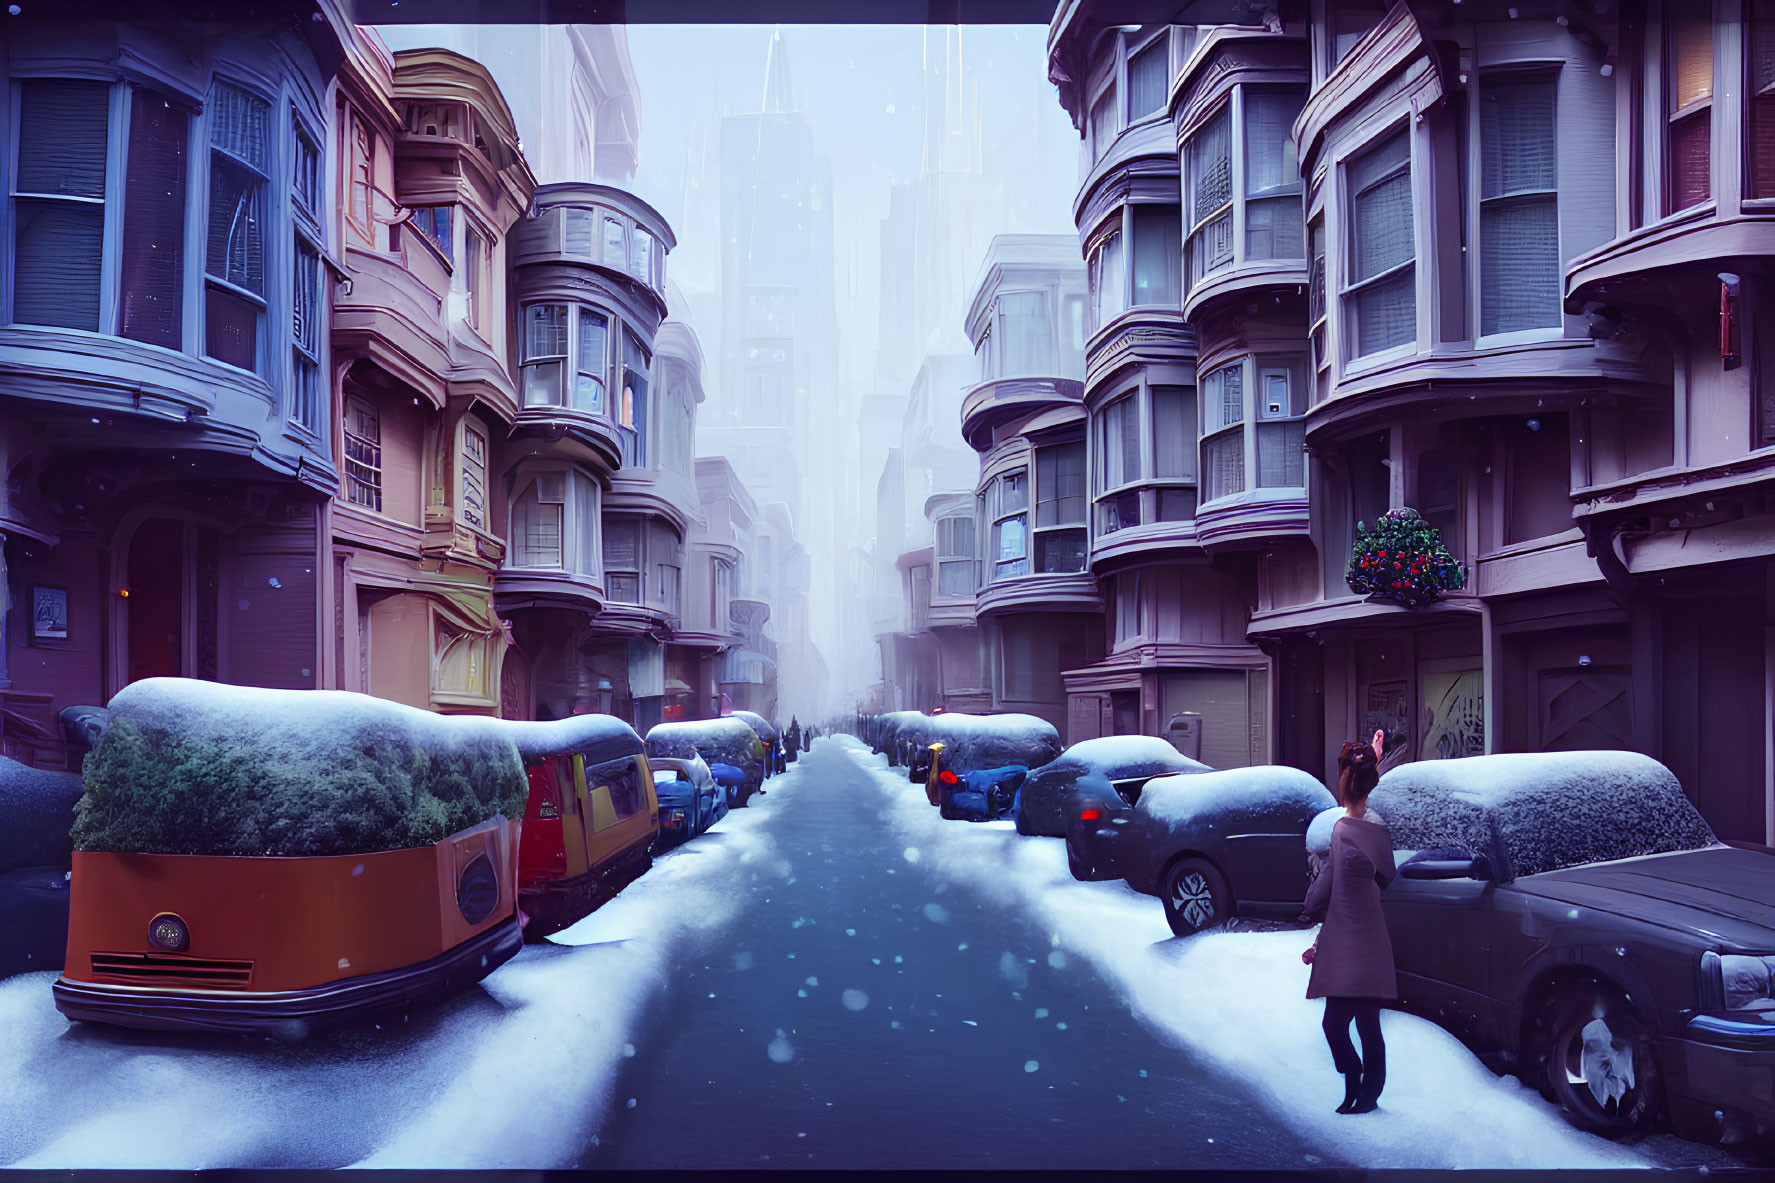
[{"x1": 1509, "y1": 845, "x2": 1775, "y2": 948}]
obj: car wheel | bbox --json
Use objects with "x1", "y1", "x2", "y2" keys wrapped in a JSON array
[
  {"x1": 1160, "y1": 857, "x2": 1230, "y2": 937},
  {"x1": 1540, "y1": 982, "x2": 1662, "y2": 1139}
]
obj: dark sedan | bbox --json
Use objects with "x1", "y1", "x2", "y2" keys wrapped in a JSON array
[
  {"x1": 1015, "y1": 735, "x2": 1209, "y2": 838},
  {"x1": 1065, "y1": 765, "x2": 1335, "y2": 936},
  {"x1": 1369, "y1": 750, "x2": 1775, "y2": 1149}
]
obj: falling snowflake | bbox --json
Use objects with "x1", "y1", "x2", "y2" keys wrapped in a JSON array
[
  {"x1": 842, "y1": 989, "x2": 869, "y2": 1011},
  {"x1": 1024, "y1": 1060, "x2": 1040, "y2": 1073}
]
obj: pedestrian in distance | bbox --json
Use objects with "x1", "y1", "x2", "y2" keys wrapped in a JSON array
[{"x1": 1300, "y1": 730, "x2": 1397, "y2": 1115}]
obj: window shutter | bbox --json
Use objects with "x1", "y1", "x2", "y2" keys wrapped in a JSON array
[
  {"x1": 13, "y1": 80, "x2": 109, "y2": 331},
  {"x1": 16, "y1": 79, "x2": 108, "y2": 198}
]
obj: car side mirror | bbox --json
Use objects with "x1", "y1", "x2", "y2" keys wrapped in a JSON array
[{"x1": 1400, "y1": 852, "x2": 1493, "y2": 881}]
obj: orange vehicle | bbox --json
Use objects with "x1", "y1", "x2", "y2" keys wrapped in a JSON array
[
  {"x1": 53, "y1": 679, "x2": 528, "y2": 1035},
  {"x1": 503, "y1": 715, "x2": 659, "y2": 939}
]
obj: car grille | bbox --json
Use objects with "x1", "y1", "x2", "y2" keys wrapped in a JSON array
[{"x1": 88, "y1": 952, "x2": 255, "y2": 991}]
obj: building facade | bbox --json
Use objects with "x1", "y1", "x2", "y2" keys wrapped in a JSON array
[{"x1": 1039, "y1": 0, "x2": 1775, "y2": 843}]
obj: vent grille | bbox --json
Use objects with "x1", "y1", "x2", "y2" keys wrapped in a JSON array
[{"x1": 89, "y1": 952, "x2": 254, "y2": 990}]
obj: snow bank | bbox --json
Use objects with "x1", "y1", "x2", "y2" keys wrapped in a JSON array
[
  {"x1": 1049, "y1": 735, "x2": 1210, "y2": 778},
  {"x1": 833, "y1": 735, "x2": 1647, "y2": 1170},
  {"x1": 497, "y1": 714, "x2": 641, "y2": 764},
  {"x1": 0, "y1": 740, "x2": 831, "y2": 1169},
  {"x1": 73, "y1": 678, "x2": 526, "y2": 857},
  {"x1": 1370, "y1": 751, "x2": 1717, "y2": 880},
  {"x1": 1139, "y1": 766, "x2": 1334, "y2": 829},
  {"x1": 0, "y1": 756, "x2": 83, "y2": 873},
  {"x1": 644, "y1": 718, "x2": 760, "y2": 770}
]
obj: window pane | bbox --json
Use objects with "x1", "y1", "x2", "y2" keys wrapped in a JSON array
[
  {"x1": 1191, "y1": 111, "x2": 1232, "y2": 224},
  {"x1": 205, "y1": 284, "x2": 259, "y2": 370},
  {"x1": 293, "y1": 239, "x2": 319, "y2": 356},
  {"x1": 573, "y1": 474, "x2": 599, "y2": 575},
  {"x1": 604, "y1": 217, "x2": 625, "y2": 267},
  {"x1": 411, "y1": 206, "x2": 453, "y2": 260},
  {"x1": 1481, "y1": 198, "x2": 1560, "y2": 334},
  {"x1": 1132, "y1": 205, "x2": 1182, "y2": 305},
  {"x1": 577, "y1": 307, "x2": 608, "y2": 413},
  {"x1": 1152, "y1": 384, "x2": 1197, "y2": 479},
  {"x1": 16, "y1": 79, "x2": 109, "y2": 198},
  {"x1": 1356, "y1": 270, "x2": 1416, "y2": 355},
  {"x1": 1203, "y1": 431, "x2": 1245, "y2": 500},
  {"x1": 13, "y1": 200, "x2": 102, "y2": 330},
  {"x1": 513, "y1": 481, "x2": 564, "y2": 567},
  {"x1": 1245, "y1": 91, "x2": 1303, "y2": 196},
  {"x1": 1669, "y1": 17, "x2": 1714, "y2": 111},
  {"x1": 122, "y1": 89, "x2": 188, "y2": 350},
  {"x1": 292, "y1": 118, "x2": 319, "y2": 215},
  {"x1": 1036, "y1": 528, "x2": 1087, "y2": 573},
  {"x1": 1481, "y1": 77, "x2": 1556, "y2": 199},
  {"x1": 1090, "y1": 86, "x2": 1117, "y2": 157},
  {"x1": 1000, "y1": 291, "x2": 1055, "y2": 375},
  {"x1": 1098, "y1": 489, "x2": 1142, "y2": 533},
  {"x1": 1000, "y1": 470, "x2": 1029, "y2": 514},
  {"x1": 209, "y1": 82, "x2": 268, "y2": 172},
  {"x1": 1213, "y1": 363, "x2": 1244, "y2": 431},
  {"x1": 1091, "y1": 231, "x2": 1125, "y2": 325},
  {"x1": 1246, "y1": 196, "x2": 1303, "y2": 261},
  {"x1": 1309, "y1": 219, "x2": 1326, "y2": 324},
  {"x1": 1127, "y1": 38, "x2": 1167, "y2": 122},
  {"x1": 206, "y1": 156, "x2": 264, "y2": 296},
  {"x1": 631, "y1": 227, "x2": 654, "y2": 284},
  {"x1": 1669, "y1": 110, "x2": 1711, "y2": 210},
  {"x1": 1754, "y1": 3, "x2": 1775, "y2": 197},
  {"x1": 604, "y1": 517, "x2": 640, "y2": 569},
  {"x1": 938, "y1": 559, "x2": 974, "y2": 597},
  {"x1": 523, "y1": 361, "x2": 564, "y2": 407},
  {"x1": 1354, "y1": 171, "x2": 1413, "y2": 281},
  {"x1": 1062, "y1": 294, "x2": 1086, "y2": 376},
  {"x1": 1036, "y1": 443, "x2": 1086, "y2": 526},
  {"x1": 1258, "y1": 420, "x2": 1306, "y2": 487},
  {"x1": 1157, "y1": 487, "x2": 1198, "y2": 521},
  {"x1": 995, "y1": 515, "x2": 1027, "y2": 562},
  {"x1": 525, "y1": 304, "x2": 568, "y2": 359}
]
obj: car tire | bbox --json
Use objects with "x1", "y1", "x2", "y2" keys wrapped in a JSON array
[
  {"x1": 1160, "y1": 857, "x2": 1230, "y2": 937},
  {"x1": 1539, "y1": 982, "x2": 1662, "y2": 1139}
]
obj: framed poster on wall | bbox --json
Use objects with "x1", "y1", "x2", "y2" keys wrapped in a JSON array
[{"x1": 30, "y1": 585, "x2": 69, "y2": 645}]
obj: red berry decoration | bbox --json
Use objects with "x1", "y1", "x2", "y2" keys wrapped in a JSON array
[{"x1": 1345, "y1": 507, "x2": 1466, "y2": 608}]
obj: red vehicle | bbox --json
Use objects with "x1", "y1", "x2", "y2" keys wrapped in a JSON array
[{"x1": 503, "y1": 716, "x2": 659, "y2": 939}]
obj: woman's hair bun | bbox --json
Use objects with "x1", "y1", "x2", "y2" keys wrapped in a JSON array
[{"x1": 1347, "y1": 742, "x2": 1377, "y2": 768}]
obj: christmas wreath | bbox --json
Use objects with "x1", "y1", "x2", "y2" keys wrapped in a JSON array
[{"x1": 1346, "y1": 507, "x2": 1465, "y2": 608}]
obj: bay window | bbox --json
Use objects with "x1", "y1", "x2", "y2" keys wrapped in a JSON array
[
  {"x1": 605, "y1": 517, "x2": 641, "y2": 602},
  {"x1": 1096, "y1": 392, "x2": 1144, "y2": 533},
  {"x1": 1255, "y1": 356, "x2": 1307, "y2": 488},
  {"x1": 1201, "y1": 362, "x2": 1245, "y2": 502},
  {"x1": 121, "y1": 88, "x2": 189, "y2": 348},
  {"x1": 205, "y1": 81, "x2": 270, "y2": 372},
  {"x1": 1034, "y1": 444, "x2": 1087, "y2": 573},
  {"x1": 935, "y1": 515, "x2": 976, "y2": 597},
  {"x1": 521, "y1": 303, "x2": 569, "y2": 406},
  {"x1": 460, "y1": 423, "x2": 488, "y2": 530},
  {"x1": 1666, "y1": 13, "x2": 1713, "y2": 213},
  {"x1": 11, "y1": 79, "x2": 107, "y2": 331},
  {"x1": 999, "y1": 290, "x2": 1055, "y2": 375},
  {"x1": 1345, "y1": 128, "x2": 1415, "y2": 359},
  {"x1": 1244, "y1": 91, "x2": 1305, "y2": 261},
  {"x1": 1480, "y1": 75, "x2": 1560, "y2": 334},
  {"x1": 1131, "y1": 205, "x2": 1182, "y2": 307},
  {"x1": 622, "y1": 329, "x2": 651, "y2": 465},
  {"x1": 1127, "y1": 35, "x2": 1168, "y2": 123},
  {"x1": 1087, "y1": 230, "x2": 1125, "y2": 329},
  {"x1": 1185, "y1": 108, "x2": 1233, "y2": 287},
  {"x1": 989, "y1": 470, "x2": 1030, "y2": 581},
  {"x1": 1090, "y1": 83, "x2": 1118, "y2": 160},
  {"x1": 1754, "y1": 0, "x2": 1775, "y2": 198}
]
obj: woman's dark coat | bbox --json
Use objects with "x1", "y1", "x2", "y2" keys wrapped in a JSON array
[{"x1": 1301, "y1": 814, "x2": 1399, "y2": 1000}]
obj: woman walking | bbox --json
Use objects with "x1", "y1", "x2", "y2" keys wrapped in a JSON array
[{"x1": 1301, "y1": 732, "x2": 1397, "y2": 1114}]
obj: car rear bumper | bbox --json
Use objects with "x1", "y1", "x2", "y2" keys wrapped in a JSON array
[
  {"x1": 1660, "y1": 1020, "x2": 1775, "y2": 1139},
  {"x1": 52, "y1": 914, "x2": 521, "y2": 1035},
  {"x1": 1064, "y1": 828, "x2": 1128, "y2": 882}
]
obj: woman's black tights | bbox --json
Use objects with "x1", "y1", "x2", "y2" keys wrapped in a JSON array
[{"x1": 1322, "y1": 997, "x2": 1386, "y2": 1104}]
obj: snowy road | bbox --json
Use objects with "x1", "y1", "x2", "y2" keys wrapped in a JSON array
[{"x1": 0, "y1": 735, "x2": 1743, "y2": 1169}]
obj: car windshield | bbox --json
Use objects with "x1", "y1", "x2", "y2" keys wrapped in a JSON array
[{"x1": 1370, "y1": 751, "x2": 1719, "y2": 879}]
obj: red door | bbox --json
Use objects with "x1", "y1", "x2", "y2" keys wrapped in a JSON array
[{"x1": 127, "y1": 519, "x2": 184, "y2": 684}]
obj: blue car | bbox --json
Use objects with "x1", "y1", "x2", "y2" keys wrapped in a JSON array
[
  {"x1": 938, "y1": 765, "x2": 1029, "y2": 822},
  {"x1": 706, "y1": 762, "x2": 750, "y2": 810},
  {"x1": 651, "y1": 756, "x2": 726, "y2": 849}
]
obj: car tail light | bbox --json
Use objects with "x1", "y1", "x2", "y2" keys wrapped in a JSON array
[
  {"x1": 939, "y1": 770, "x2": 958, "y2": 785},
  {"x1": 666, "y1": 810, "x2": 686, "y2": 828},
  {"x1": 1080, "y1": 809, "x2": 1101, "y2": 822}
]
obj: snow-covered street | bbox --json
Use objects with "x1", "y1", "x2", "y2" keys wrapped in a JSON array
[{"x1": 0, "y1": 735, "x2": 1743, "y2": 1170}]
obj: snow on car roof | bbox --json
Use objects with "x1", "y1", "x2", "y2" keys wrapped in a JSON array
[
  {"x1": 496, "y1": 714, "x2": 642, "y2": 763},
  {"x1": 1369, "y1": 751, "x2": 1718, "y2": 879},
  {"x1": 1138, "y1": 765, "x2": 1336, "y2": 828},
  {"x1": 1305, "y1": 804, "x2": 1389, "y2": 853},
  {"x1": 0, "y1": 754, "x2": 83, "y2": 873},
  {"x1": 1053, "y1": 735, "x2": 1210, "y2": 777},
  {"x1": 729, "y1": 710, "x2": 779, "y2": 739},
  {"x1": 646, "y1": 718, "x2": 760, "y2": 764},
  {"x1": 921, "y1": 712, "x2": 1062, "y2": 774}
]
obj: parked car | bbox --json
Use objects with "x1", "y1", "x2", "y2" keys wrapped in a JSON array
[
  {"x1": 730, "y1": 710, "x2": 782, "y2": 776},
  {"x1": 503, "y1": 715, "x2": 659, "y2": 940},
  {"x1": 1015, "y1": 735, "x2": 1210, "y2": 837},
  {"x1": 938, "y1": 765, "x2": 1030, "y2": 822},
  {"x1": 910, "y1": 712, "x2": 1061, "y2": 803},
  {"x1": 651, "y1": 755, "x2": 725, "y2": 850},
  {"x1": 1368, "y1": 750, "x2": 1774, "y2": 1148},
  {"x1": 1066, "y1": 765, "x2": 1335, "y2": 936},
  {"x1": 0, "y1": 752, "x2": 83, "y2": 978},
  {"x1": 54, "y1": 678, "x2": 525, "y2": 1034},
  {"x1": 646, "y1": 719, "x2": 766, "y2": 806}
]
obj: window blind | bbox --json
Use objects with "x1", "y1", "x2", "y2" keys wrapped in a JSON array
[
  {"x1": 1152, "y1": 385, "x2": 1196, "y2": 480},
  {"x1": 1127, "y1": 38, "x2": 1167, "y2": 121},
  {"x1": 14, "y1": 80, "x2": 108, "y2": 331},
  {"x1": 1481, "y1": 76, "x2": 1559, "y2": 334},
  {"x1": 1257, "y1": 420, "x2": 1306, "y2": 488}
]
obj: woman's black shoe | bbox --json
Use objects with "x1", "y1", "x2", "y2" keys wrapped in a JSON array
[
  {"x1": 1336, "y1": 1074, "x2": 1362, "y2": 1113},
  {"x1": 1348, "y1": 1095, "x2": 1380, "y2": 1114}
]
